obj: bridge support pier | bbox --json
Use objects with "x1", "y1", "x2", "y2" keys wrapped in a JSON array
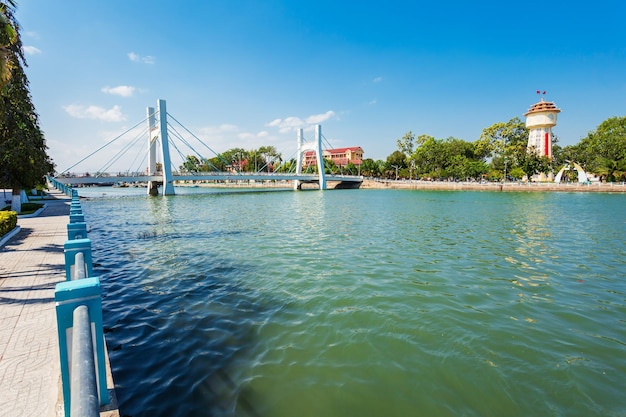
[
  {"x1": 147, "y1": 181, "x2": 159, "y2": 196},
  {"x1": 158, "y1": 100, "x2": 175, "y2": 196}
]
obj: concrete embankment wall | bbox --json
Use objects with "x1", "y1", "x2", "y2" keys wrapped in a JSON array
[{"x1": 360, "y1": 179, "x2": 626, "y2": 193}]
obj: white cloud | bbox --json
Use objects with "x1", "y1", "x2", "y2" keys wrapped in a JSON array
[
  {"x1": 373, "y1": 76, "x2": 383, "y2": 83},
  {"x1": 369, "y1": 99, "x2": 377, "y2": 105},
  {"x1": 128, "y1": 52, "x2": 155, "y2": 64},
  {"x1": 220, "y1": 124, "x2": 238, "y2": 132},
  {"x1": 23, "y1": 46, "x2": 41, "y2": 55},
  {"x1": 267, "y1": 116, "x2": 304, "y2": 133},
  {"x1": 195, "y1": 124, "x2": 289, "y2": 154},
  {"x1": 267, "y1": 111, "x2": 337, "y2": 134},
  {"x1": 63, "y1": 104, "x2": 126, "y2": 122},
  {"x1": 238, "y1": 132, "x2": 255, "y2": 140},
  {"x1": 202, "y1": 124, "x2": 238, "y2": 134},
  {"x1": 101, "y1": 85, "x2": 136, "y2": 97},
  {"x1": 306, "y1": 110, "x2": 336, "y2": 125}
]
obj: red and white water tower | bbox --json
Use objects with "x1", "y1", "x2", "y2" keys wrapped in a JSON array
[{"x1": 524, "y1": 92, "x2": 560, "y2": 158}]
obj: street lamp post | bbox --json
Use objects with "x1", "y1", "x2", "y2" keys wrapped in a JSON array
[{"x1": 503, "y1": 138, "x2": 507, "y2": 187}]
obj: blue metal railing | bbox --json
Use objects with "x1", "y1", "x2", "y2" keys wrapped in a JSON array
[{"x1": 49, "y1": 178, "x2": 110, "y2": 417}]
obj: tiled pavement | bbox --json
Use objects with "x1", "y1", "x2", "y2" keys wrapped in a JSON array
[
  {"x1": 0, "y1": 190, "x2": 69, "y2": 417},
  {"x1": 0, "y1": 190, "x2": 118, "y2": 417}
]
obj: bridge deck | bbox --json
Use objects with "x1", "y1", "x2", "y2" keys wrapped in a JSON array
[{"x1": 55, "y1": 172, "x2": 363, "y2": 185}]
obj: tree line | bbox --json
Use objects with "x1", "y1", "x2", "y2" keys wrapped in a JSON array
[
  {"x1": 179, "y1": 115, "x2": 625, "y2": 182},
  {"x1": 179, "y1": 145, "x2": 363, "y2": 176},
  {"x1": 364, "y1": 116, "x2": 625, "y2": 182}
]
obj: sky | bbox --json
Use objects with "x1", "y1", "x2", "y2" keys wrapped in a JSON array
[{"x1": 16, "y1": 0, "x2": 626, "y2": 173}]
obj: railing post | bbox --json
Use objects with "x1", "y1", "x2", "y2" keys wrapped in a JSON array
[
  {"x1": 70, "y1": 200, "x2": 82, "y2": 213},
  {"x1": 70, "y1": 305, "x2": 100, "y2": 417},
  {"x1": 55, "y1": 278, "x2": 109, "y2": 416},
  {"x1": 67, "y1": 222, "x2": 88, "y2": 240},
  {"x1": 64, "y1": 239, "x2": 93, "y2": 280},
  {"x1": 69, "y1": 213, "x2": 85, "y2": 223}
]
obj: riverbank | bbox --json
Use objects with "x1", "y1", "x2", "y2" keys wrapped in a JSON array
[{"x1": 360, "y1": 179, "x2": 626, "y2": 192}]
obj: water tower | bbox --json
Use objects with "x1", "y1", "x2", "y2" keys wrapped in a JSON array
[{"x1": 524, "y1": 93, "x2": 560, "y2": 158}]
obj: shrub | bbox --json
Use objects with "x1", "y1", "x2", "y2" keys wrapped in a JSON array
[{"x1": 0, "y1": 211, "x2": 18, "y2": 238}]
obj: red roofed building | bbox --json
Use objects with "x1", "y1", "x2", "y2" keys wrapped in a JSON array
[{"x1": 303, "y1": 147, "x2": 364, "y2": 168}]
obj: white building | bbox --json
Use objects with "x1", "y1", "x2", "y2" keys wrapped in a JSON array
[{"x1": 524, "y1": 96, "x2": 560, "y2": 158}]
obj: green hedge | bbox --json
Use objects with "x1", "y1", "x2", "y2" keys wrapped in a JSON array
[
  {"x1": 19, "y1": 203, "x2": 43, "y2": 214},
  {"x1": 0, "y1": 211, "x2": 18, "y2": 238}
]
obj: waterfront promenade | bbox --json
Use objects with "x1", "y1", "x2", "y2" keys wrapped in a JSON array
[{"x1": 0, "y1": 189, "x2": 118, "y2": 417}]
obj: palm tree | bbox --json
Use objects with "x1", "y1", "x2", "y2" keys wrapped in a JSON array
[{"x1": 0, "y1": 1, "x2": 20, "y2": 87}]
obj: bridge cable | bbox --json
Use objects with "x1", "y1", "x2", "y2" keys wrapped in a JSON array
[
  {"x1": 127, "y1": 133, "x2": 151, "y2": 174},
  {"x1": 166, "y1": 112, "x2": 232, "y2": 168},
  {"x1": 166, "y1": 125, "x2": 220, "y2": 171},
  {"x1": 132, "y1": 151, "x2": 149, "y2": 176},
  {"x1": 97, "y1": 127, "x2": 148, "y2": 175},
  {"x1": 60, "y1": 116, "x2": 149, "y2": 174},
  {"x1": 165, "y1": 125, "x2": 222, "y2": 172}
]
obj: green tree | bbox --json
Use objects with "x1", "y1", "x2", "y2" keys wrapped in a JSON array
[
  {"x1": 396, "y1": 131, "x2": 415, "y2": 157},
  {"x1": 360, "y1": 158, "x2": 381, "y2": 177},
  {"x1": 323, "y1": 157, "x2": 338, "y2": 174},
  {"x1": 583, "y1": 116, "x2": 626, "y2": 181},
  {"x1": 0, "y1": 1, "x2": 54, "y2": 212},
  {"x1": 518, "y1": 150, "x2": 552, "y2": 181},
  {"x1": 0, "y1": 0, "x2": 18, "y2": 87},
  {"x1": 180, "y1": 155, "x2": 201, "y2": 172},
  {"x1": 344, "y1": 161, "x2": 358, "y2": 175},
  {"x1": 274, "y1": 158, "x2": 296, "y2": 173},
  {"x1": 219, "y1": 148, "x2": 246, "y2": 172},
  {"x1": 411, "y1": 135, "x2": 441, "y2": 178},
  {"x1": 257, "y1": 145, "x2": 281, "y2": 172},
  {"x1": 478, "y1": 117, "x2": 528, "y2": 178},
  {"x1": 385, "y1": 150, "x2": 407, "y2": 179},
  {"x1": 479, "y1": 117, "x2": 527, "y2": 156},
  {"x1": 206, "y1": 156, "x2": 226, "y2": 171}
]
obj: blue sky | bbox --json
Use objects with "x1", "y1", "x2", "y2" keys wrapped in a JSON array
[{"x1": 17, "y1": 0, "x2": 626, "y2": 172}]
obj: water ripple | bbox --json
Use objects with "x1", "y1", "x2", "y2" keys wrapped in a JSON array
[{"x1": 83, "y1": 190, "x2": 626, "y2": 417}]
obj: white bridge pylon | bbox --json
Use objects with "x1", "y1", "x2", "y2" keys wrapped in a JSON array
[
  {"x1": 147, "y1": 99, "x2": 175, "y2": 195},
  {"x1": 295, "y1": 125, "x2": 326, "y2": 191}
]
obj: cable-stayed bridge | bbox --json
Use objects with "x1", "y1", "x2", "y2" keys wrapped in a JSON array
[{"x1": 54, "y1": 99, "x2": 363, "y2": 195}]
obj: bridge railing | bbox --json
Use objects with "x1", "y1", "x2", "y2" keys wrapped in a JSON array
[
  {"x1": 49, "y1": 178, "x2": 111, "y2": 417},
  {"x1": 53, "y1": 171, "x2": 364, "y2": 179}
]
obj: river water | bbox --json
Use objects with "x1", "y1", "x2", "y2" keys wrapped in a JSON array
[{"x1": 79, "y1": 187, "x2": 626, "y2": 417}]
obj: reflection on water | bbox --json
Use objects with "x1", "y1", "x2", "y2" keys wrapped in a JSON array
[{"x1": 83, "y1": 189, "x2": 626, "y2": 417}]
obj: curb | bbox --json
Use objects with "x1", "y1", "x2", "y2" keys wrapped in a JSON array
[{"x1": 0, "y1": 225, "x2": 21, "y2": 248}]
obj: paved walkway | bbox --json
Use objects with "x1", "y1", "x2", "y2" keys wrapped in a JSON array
[
  {"x1": 0, "y1": 190, "x2": 70, "y2": 417},
  {"x1": 0, "y1": 190, "x2": 119, "y2": 417}
]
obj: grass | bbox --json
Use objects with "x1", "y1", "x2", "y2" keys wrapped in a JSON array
[{"x1": 1, "y1": 202, "x2": 44, "y2": 215}]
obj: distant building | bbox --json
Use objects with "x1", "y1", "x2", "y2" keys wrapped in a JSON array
[
  {"x1": 303, "y1": 147, "x2": 364, "y2": 168},
  {"x1": 524, "y1": 96, "x2": 560, "y2": 159}
]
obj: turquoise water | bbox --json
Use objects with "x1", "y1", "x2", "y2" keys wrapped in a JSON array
[{"x1": 81, "y1": 188, "x2": 626, "y2": 417}]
